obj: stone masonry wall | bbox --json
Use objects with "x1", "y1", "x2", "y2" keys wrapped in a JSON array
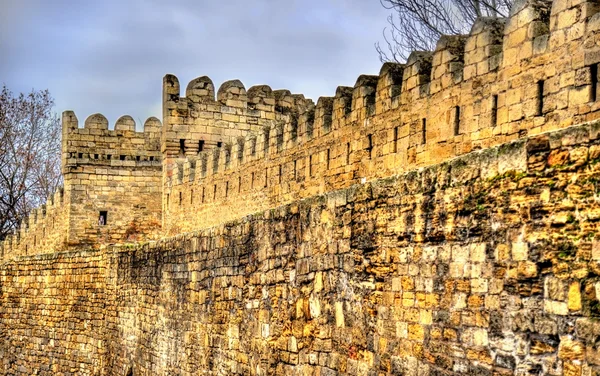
[
  {"x1": 2, "y1": 119, "x2": 600, "y2": 375},
  {"x1": 163, "y1": 0, "x2": 600, "y2": 235},
  {"x1": 0, "y1": 249, "x2": 107, "y2": 375},
  {"x1": 0, "y1": 188, "x2": 69, "y2": 260},
  {"x1": 61, "y1": 112, "x2": 163, "y2": 249},
  {"x1": 0, "y1": 112, "x2": 165, "y2": 260}
]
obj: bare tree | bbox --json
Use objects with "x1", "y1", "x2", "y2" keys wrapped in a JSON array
[
  {"x1": 376, "y1": 0, "x2": 513, "y2": 62},
  {"x1": 0, "y1": 85, "x2": 62, "y2": 240}
]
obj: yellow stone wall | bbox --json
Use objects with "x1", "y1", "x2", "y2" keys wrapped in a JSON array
[
  {"x1": 1, "y1": 112, "x2": 164, "y2": 259},
  {"x1": 2, "y1": 120, "x2": 600, "y2": 375},
  {"x1": 163, "y1": 0, "x2": 600, "y2": 235},
  {"x1": 3, "y1": 1, "x2": 600, "y2": 374}
]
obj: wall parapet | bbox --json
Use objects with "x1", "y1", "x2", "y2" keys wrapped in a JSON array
[
  {"x1": 163, "y1": 0, "x2": 600, "y2": 233},
  {"x1": 62, "y1": 111, "x2": 162, "y2": 170},
  {"x1": 5, "y1": 106, "x2": 600, "y2": 373},
  {"x1": 0, "y1": 186, "x2": 69, "y2": 260}
]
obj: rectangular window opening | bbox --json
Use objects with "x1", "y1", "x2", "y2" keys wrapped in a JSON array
[
  {"x1": 217, "y1": 141, "x2": 222, "y2": 148},
  {"x1": 94, "y1": 154, "x2": 99, "y2": 159},
  {"x1": 491, "y1": 95, "x2": 498, "y2": 126},
  {"x1": 279, "y1": 164, "x2": 283, "y2": 184},
  {"x1": 346, "y1": 142, "x2": 351, "y2": 165},
  {"x1": 198, "y1": 140, "x2": 205, "y2": 152},
  {"x1": 453, "y1": 106, "x2": 461, "y2": 136},
  {"x1": 78, "y1": 153, "x2": 83, "y2": 158},
  {"x1": 421, "y1": 118, "x2": 427, "y2": 145},
  {"x1": 537, "y1": 80, "x2": 544, "y2": 116},
  {"x1": 136, "y1": 155, "x2": 141, "y2": 161},
  {"x1": 179, "y1": 139, "x2": 186, "y2": 156},
  {"x1": 120, "y1": 155, "x2": 126, "y2": 161},
  {"x1": 591, "y1": 64, "x2": 598, "y2": 102},
  {"x1": 98, "y1": 211, "x2": 107, "y2": 226}
]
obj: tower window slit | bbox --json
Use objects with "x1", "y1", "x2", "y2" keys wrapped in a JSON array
[
  {"x1": 591, "y1": 64, "x2": 598, "y2": 102},
  {"x1": 393, "y1": 126, "x2": 399, "y2": 153},
  {"x1": 98, "y1": 211, "x2": 107, "y2": 226},
  {"x1": 279, "y1": 164, "x2": 282, "y2": 184},
  {"x1": 453, "y1": 106, "x2": 461, "y2": 136},
  {"x1": 421, "y1": 118, "x2": 427, "y2": 145},
  {"x1": 491, "y1": 95, "x2": 498, "y2": 126},
  {"x1": 536, "y1": 80, "x2": 544, "y2": 116}
]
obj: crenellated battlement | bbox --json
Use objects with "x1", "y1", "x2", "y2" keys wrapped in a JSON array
[
  {"x1": 0, "y1": 186, "x2": 68, "y2": 260},
  {"x1": 8, "y1": 1, "x2": 600, "y2": 373},
  {"x1": 6, "y1": 0, "x2": 600, "y2": 258},
  {"x1": 161, "y1": 74, "x2": 315, "y2": 160},
  {"x1": 161, "y1": 0, "x2": 600, "y2": 233},
  {"x1": 62, "y1": 111, "x2": 162, "y2": 170}
]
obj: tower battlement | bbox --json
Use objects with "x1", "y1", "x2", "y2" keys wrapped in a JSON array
[{"x1": 62, "y1": 111, "x2": 162, "y2": 168}]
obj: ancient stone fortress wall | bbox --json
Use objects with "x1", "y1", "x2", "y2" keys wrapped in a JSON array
[
  {"x1": 0, "y1": 187, "x2": 69, "y2": 260},
  {"x1": 61, "y1": 111, "x2": 163, "y2": 249},
  {"x1": 163, "y1": 0, "x2": 600, "y2": 235},
  {"x1": 0, "y1": 249, "x2": 107, "y2": 375},
  {"x1": 0, "y1": 112, "x2": 164, "y2": 260},
  {"x1": 2, "y1": 119, "x2": 600, "y2": 375}
]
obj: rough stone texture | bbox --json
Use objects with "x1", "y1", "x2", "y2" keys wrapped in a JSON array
[
  {"x1": 2, "y1": 121, "x2": 600, "y2": 375},
  {"x1": 160, "y1": 0, "x2": 600, "y2": 236},
  {"x1": 1, "y1": 113, "x2": 163, "y2": 258},
  {"x1": 3, "y1": 0, "x2": 600, "y2": 374}
]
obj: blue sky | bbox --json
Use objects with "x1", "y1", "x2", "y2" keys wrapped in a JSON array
[{"x1": 1, "y1": 0, "x2": 391, "y2": 127}]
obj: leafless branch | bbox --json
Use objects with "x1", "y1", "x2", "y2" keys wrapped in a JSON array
[
  {"x1": 377, "y1": 0, "x2": 512, "y2": 62},
  {"x1": 0, "y1": 85, "x2": 62, "y2": 239}
]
